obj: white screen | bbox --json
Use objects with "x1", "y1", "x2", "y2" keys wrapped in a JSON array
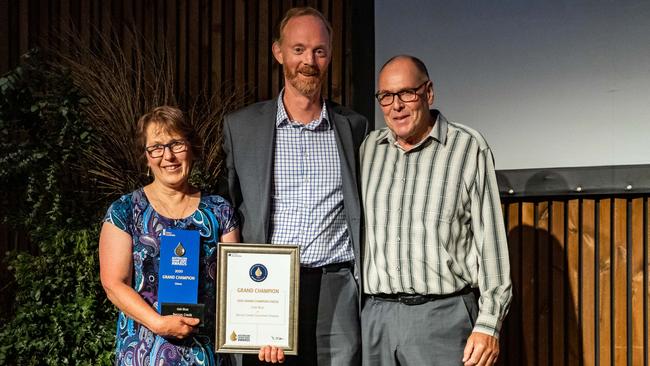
[{"x1": 375, "y1": 0, "x2": 650, "y2": 169}]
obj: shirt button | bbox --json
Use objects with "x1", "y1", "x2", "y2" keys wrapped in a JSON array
[
  {"x1": 396, "y1": 237, "x2": 400, "y2": 242},
  {"x1": 396, "y1": 266, "x2": 401, "y2": 271},
  {"x1": 401, "y1": 178, "x2": 406, "y2": 182}
]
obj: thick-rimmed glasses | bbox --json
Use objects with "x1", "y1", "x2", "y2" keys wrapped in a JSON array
[
  {"x1": 375, "y1": 81, "x2": 430, "y2": 107},
  {"x1": 145, "y1": 140, "x2": 188, "y2": 158}
]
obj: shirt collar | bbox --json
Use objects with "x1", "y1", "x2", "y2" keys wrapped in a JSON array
[
  {"x1": 376, "y1": 109, "x2": 448, "y2": 149},
  {"x1": 276, "y1": 90, "x2": 330, "y2": 130}
]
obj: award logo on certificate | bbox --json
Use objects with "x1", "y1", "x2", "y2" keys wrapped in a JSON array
[
  {"x1": 158, "y1": 229, "x2": 204, "y2": 323},
  {"x1": 216, "y1": 243, "x2": 300, "y2": 355}
]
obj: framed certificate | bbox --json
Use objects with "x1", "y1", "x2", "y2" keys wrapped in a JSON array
[{"x1": 215, "y1": 243, "x2": 300, "y2": 355}]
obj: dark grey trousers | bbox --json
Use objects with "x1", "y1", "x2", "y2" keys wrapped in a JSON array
[
  {"x1": 243, "y1": 267, "x2": 361, "y2": 366},
  {"x1": 361, "y1": 292, "x2": 478, "y2": 366}
]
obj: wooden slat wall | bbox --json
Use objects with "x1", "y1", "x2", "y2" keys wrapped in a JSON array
[
  {"x1": 0, "y1": 0, "x2": 371, "y2": 107},
  {"x1": 500, "y1": 197, "x2": 650, "y2": 366}
]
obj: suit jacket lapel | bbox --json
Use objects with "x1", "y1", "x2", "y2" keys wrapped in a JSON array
[
  {"x1": 329, "y1": 103, "x2": 355, "y2": 190},
  {"x1": 328, "y1": 102, "x2": 363, "y2": 277},
  {"x1": 255, "y1": 99, "x2": 277, "y2": 242}
]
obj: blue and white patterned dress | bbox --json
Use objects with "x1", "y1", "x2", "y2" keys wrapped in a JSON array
[{"x1": 103, "y1": 188, "x2": 239, "y2": 366}]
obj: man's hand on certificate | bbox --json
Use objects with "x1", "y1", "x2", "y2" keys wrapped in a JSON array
[{"x1": 258, "y1": 345, "x2": 285, "y2": 363}]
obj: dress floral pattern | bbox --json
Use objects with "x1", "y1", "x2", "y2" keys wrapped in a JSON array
[{"x1": 104, "y1": 188, "x2": 239, "y2": 366}]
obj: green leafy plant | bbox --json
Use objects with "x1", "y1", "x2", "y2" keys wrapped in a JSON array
[
  {"x1": 0, "y1": 228, "x2": 116, "y2": 365},
  {"x1": 0, "y1": 51, "x2": 113, "y2": 365},
  {"x1": 0, "y1": 49, "x2": 97, "y2": 238}
]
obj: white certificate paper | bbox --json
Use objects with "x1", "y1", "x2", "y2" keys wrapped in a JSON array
[{"x1": 216, "y1": 244, "x2": 299, "y2": 355}]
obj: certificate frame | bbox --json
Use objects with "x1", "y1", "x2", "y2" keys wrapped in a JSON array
[{"x1": 216, "y1": 243, "x2": 300, "y2": 355}]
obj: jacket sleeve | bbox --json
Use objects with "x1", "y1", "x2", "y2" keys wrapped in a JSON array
[{"x1": 221, "y1": 115, "x2": 243, "y2": 212}]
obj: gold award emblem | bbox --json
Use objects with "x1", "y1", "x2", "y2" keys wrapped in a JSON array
[
  {"x1": 174, "y1": 242, "x2": 186, "y2": 257},
  {"x1": 255, "y1": 267, "x2": 263, "y2": 277},
  {"x1": 230, "y1": 331, "x2": 238, "y2": 342}
]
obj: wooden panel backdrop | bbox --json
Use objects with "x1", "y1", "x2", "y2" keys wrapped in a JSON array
[
  {"x1": 499, "y1": 197, "x2": 649, "y2": 366},
  {"x1": 0, "y1": 0, "x2": 374, "y2": 108}
]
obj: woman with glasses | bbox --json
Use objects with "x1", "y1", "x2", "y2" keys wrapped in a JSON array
[{"x1": 98, "y1": 106, "x2": 240, "y2": 365}]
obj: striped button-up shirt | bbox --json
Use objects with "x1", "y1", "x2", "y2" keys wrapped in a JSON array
[
  {"x1": 269, "y1": 92, "x2": 353, "y2": 267},
  {"x1": 360, "y1": 110, "x2": 512, "y2": 337}
]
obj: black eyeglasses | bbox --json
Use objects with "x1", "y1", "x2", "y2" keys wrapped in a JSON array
[
  {"x1": 375, "y1": 81, "x2": 430, "y2": 107},
  {"x1": 145, "y1": 140, "x2": 189, "y2": 158}
]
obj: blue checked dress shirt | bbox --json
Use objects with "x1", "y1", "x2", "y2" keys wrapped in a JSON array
[{"x1": 269, "y1": 92, "x2": 354, "y2": 267}]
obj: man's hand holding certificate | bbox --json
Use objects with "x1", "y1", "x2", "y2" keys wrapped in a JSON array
[{"x1": 216, "y1": 244, "x2": 299, "y2": 355}]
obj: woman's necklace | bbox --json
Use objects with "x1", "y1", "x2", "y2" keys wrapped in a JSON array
[{"x1": 150, "y1": 189, "x2": 194, "y2": 220}]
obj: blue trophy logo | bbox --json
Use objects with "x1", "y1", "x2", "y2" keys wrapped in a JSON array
[{"x1": 249, "y1": 263, "x2": 268, "y2": 282}]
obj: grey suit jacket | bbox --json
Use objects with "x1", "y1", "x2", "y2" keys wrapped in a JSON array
[{"x1": 222, "y1": 97, "x2": 369, "y2": 283}]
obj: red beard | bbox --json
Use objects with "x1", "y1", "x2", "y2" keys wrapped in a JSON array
[{"x1": 285, "y1": 64, "x2": 327, "y2": 96}]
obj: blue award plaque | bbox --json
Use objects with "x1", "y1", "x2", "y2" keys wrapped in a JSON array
[{"x1": 158, "y1": 229, "x2": 204, "y2": 324}]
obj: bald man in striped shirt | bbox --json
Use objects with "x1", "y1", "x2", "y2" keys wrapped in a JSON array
[{"x1": 360, "y1": 55, "x2": 512, "y2": 366}]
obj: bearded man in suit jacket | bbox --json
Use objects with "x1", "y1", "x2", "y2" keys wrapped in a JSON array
[{"x1": 222, "y1": 7, "x2": 368, "y2": 366}]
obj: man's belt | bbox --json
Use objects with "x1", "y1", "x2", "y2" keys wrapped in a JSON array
[
  {"x1": 370, "y1": 286, "x2": 476, "y2": 306},
  {"x1": 301, "y1": 260, "x2": 354, "y2": 274}
]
